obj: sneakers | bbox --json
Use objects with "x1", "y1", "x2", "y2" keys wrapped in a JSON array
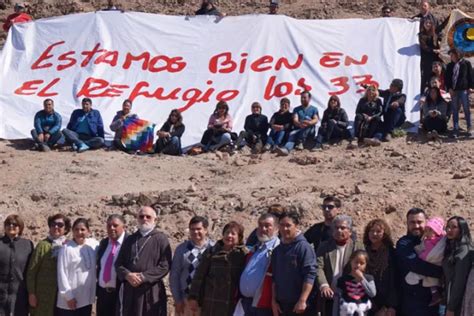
[
  {"x1": 262, "y1": 143, "x2": 271, "y2": 152},
  {"x1": 40, "y1": 144, "x2": 51, "y2": 152},
  {"x1": 363, "y1": 138, "x2": 381, "y2": 147},
  {"x1": 311, "y1": 143, "x2": 322, "y2": 152},
  {"x1": 71, "y1": 143, "x2": 78, "y2": 151},
  {"x1": 77, "y1": 143, "x2": 90, "y2": 153},
  {"x1": 382, "y1": 134, "x2": 392, "y2": 142},
  {"x1": 274, "y1": 147, "x2": 289, "y2": 156},
  {"x1": 295, "y1": 143, "x2": 304, "y2": 151},
  {"x1": 427, "y1": 130, "x2": 440, "y2": 142}
]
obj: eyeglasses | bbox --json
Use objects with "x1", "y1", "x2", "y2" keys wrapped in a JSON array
[
  {"x1": 321, "y1": 204, "x2": 336, "y2": 210},
  {"x1": 5, "y1": 222, "x2": 19, "y2": 228},
  {"x1": 50, "y1": 222, "x2": 65, "y2": 228},
  {"x1": 138, "y1": 214, "x2": 153, "y2": 220}
]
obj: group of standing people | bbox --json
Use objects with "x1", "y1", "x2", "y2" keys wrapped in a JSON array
[{"x1": 2, "y1": 198, "x2": 471, "y2": 316}]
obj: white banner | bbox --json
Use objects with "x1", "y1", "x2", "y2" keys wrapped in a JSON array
[{"x1": 0, "y1": 12, "x2": 420, "y2": 146}]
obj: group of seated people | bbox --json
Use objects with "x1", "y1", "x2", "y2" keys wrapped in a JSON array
[
  {"x1": 1, "y1": 198, "x2": 473, "y2": 316},
  {"x1": 31, "y1": 48, "x2": 473, "y2": 157}
]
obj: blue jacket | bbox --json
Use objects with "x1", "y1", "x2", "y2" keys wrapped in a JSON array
[
  {"x1": 271, "y1": 234, "x2": 316, "y2": 304},
  {"x1": 396, "y1": 234, "x2": 442, "y2": 316},
  {"x1": 34, "y1": 110, "x2": 62, "y2": 135},
  {"x1": 67, "y1": 109, "x2": 104, "y2": 138}
]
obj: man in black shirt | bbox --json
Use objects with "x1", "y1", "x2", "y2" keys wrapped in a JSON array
[
  {"x1": 195, "y1": 0, "x2": 222, "y2": 16},
  {"x1": 304, "y1": 196, "x2": 341, "y2": 253}
]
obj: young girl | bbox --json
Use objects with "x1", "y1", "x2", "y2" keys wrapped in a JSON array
[
  {"x1": 337, "y1": 250, "x2": 377, "y2": 316},
  {"x1": 57, "y1": 218, "x2": 99, "y2": 316},
  {"x1": 405, "y1": 217, "x2": 446, "y2": 306}
]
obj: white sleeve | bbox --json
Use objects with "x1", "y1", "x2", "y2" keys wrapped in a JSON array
[{"x1": 57, "y1": 245, "x2": 74, "y2": 301}]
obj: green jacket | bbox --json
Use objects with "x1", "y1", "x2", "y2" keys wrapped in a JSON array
[{"x1": 188, "y1": 241, "x2": 247, "y2": 316}]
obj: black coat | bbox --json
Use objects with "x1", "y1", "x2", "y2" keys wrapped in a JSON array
[
  {"x1": 159, "y1": 122, "x2": 185, "y2": 139},
  {"x1": 320, "y1": 108, "x2": 349, "y2": 128},
  {"x1": 0, "y1": 236, "x2": 33, "y2": 316},
  {"x1": 97, "y1": 233, "x2": 129, "y2": 286},
  {"x1": 445, "y1": 59, "x2": 474, "y2": 91},
  {"x1": 378, "y1": 90, "x2": 407, "y2": 113}
]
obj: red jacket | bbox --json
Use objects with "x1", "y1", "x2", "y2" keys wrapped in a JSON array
[{"x1": 3, "y1": 12, "x2": 33, "y2": 32}]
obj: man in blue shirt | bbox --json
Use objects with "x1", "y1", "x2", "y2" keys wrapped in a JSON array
[
  {"x1": 275, "y1": 91, "x2": 319, "y2": 156},
  {"x1": 240, "y1": 213, "x2": 280, "y2": 316},
  {"x1": 62, "y1": 98, "x2": 105, "y2": 153},
  {"x1": 31, "y1": 98, "x2": 62, "y2": 152},
  {"x1": 271, "y1": 211, "x2": 317, "y2": 316}
]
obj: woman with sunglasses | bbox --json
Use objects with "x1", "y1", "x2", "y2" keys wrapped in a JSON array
[
  {"x1": 155, "y1": 109, "x2": 185, "y2": 156},
  {"x1": 26, "y1": 214, "x2": 71, "y2": 316},
  {"x1": 57, "y1": 218, "x2": 98, "y2": 316},
  {"x1": 0, "y1": 214, "x2": 34, "y2": 316}
]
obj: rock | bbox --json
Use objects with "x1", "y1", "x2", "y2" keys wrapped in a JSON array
[
  {"x1": 1, "y1": 160, "x2": 7, "y2": 165},
  {"x1": 289, "y1": 156, "x2": 319, "y2": 166},
  {"x1": 453, "y1": 172, "x2": 471, "y2": 179},
  {"x1": 215, "y1": 151, "x2": 224, "y2": 160},
  {"x1": 232, "y1": 159, "x2": 246, "y2": 167},
  {"x1": 456, "y1": 192, "x2": 465, "y2": 199},
  {"x1": 30, "y1": 193, "x2": 45, "y2": 202},
  {"x1": 187, "y1": 184, "x2": 197, "y2": 193},
  {"x1": 390, "y1": 151, "x2": 404, "y2": 157},
  {"x1": 354, "y1": 184, "x2": 362, "y2": 194},
  {"x1": 384, "y1": 204, "x2": 397, "y2": 214}
]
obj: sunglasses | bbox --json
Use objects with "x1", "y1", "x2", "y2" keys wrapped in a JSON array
[
  {"x1": 138, "y1": 214, "x2": 153, "y2": 220},
  {"x1": 5, "y1": 222, "x2": 19, "y2": 227},
  {"x1": 321, "y1": 204, "x2": 336, "y2": 210},
  {"x1": 50, "y1": 222, "x2": 65, "y2": 228}
]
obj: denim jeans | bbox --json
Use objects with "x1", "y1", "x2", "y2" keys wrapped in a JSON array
[
  {"x1": 31, "y1": 129, "x2": 62, "y2": 147},
  {"x1": 284, "y1": 126, "x2": 314, "y2": 151},
  {"x1": 155, "y1": 136, "x2": 182, "y2": 155},
  {"x1": 266, "y1": 129, "x2": 286, "y2": 147},
  {"x1": 62, "y1": 128, "x2": 105, "y2": 149},
  {"x1": 451, "y1": 90, "x2": 471, "y2": 131},
  {"x1": 383, "y1": 107, "x2": 405, "y2": 135}
]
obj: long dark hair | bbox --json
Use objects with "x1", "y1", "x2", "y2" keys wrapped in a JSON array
[
  {"x1": 444, "y1": 216, "x2": 472, "y2": 261},
  {"x1": 425, "y1": 86, "x2": 445, "y2": 105},
  {"x1": 213, "y1": 101, "x2": 229, "y2": 116},
  {"x1": 327, "y1": 95, "x2": 341, "y2": 110},
  {"x1": 167, "y1": 109, "x2": 183, "y2": 127},
  {"x1": 363, "y1": 218, "x2": 394, "y2": 249}
]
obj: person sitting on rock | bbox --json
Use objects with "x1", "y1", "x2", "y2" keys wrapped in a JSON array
[
  {"x1": 379, "y1": 79, "x2": 406, "y2": 141},
  {"x1": 2, "y1": 3, "x2": 32, "y2": 32},
  {"x1": 235, "y1": 102, "x2": 269, "y2": 153},
  {"x1": 275, "y1": 90, "x2": 319, "y2": 156},
  {"x1": 313, "y1": 95, "x2": 350, "y2": 150},
  {"x1": 195, "y1": 0, "x2": 222, "y2": 16},
  {"x1": 155, "y1": 109, "x2": 185, "y2": 156},
  {"x1": 62, "y1": 98, "x2": 105, "y2": 153},
  {"x1": 421, "y1": 87, "x2": 448, "y2": 140},
  {"x1": 354, "y1": 85, "x2": 383, "y2": 146},
  {"x1": 110, "y1": 99, "x2": 138, "y2": 151},
  {"x1": 263, "y1": 98, "x2": 293, "y2": 152},
  {"x1": 200, "y1": 101, "x2": 233, "y2": 152},
  {"x1": 31, "y1": 98, "x2": 62, "y2": 152}
]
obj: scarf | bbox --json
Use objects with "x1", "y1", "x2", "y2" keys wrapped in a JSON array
[
  {"x1": 48, "y1": 235, "x2": 67, "y2": 258},
  {"x1": 367, "y1": 244, "x2": 389, "y2": 279}
]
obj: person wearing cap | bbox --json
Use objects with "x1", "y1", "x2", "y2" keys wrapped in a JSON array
[
  {"x1": 378, "y1": 79, "x2": 406, "y2": 141},
  {"x1": 269, "y1": 0, "x2": 279, "y2": 15},
  {"x1": 445, "y1": 48, "x2": 473, "y2": 138},
  {"x1": 195, "y1": 0, "x2": 222, "y2": 17},
  {"x1": 2, "y1": 3, "x2": 33, "y2": 32},
  {"x1": 235, "y1": 102, "x2": 269, "y2": 153},
  {"x1": 62, "y1": 98, "x2": 105, "y2": 153},
  {"x1": 381, "y1": 5, "x2": 392, "y2": 17}
]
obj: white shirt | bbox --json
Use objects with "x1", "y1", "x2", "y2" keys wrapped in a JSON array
[
  {"x1": 98, "y1": 233, "x2": 125, "y2": 288},
  {"x1": 57, "y1": 238, "x2": 99, "y2": 310},
  {"x1": 332, "y1": 244, "x2": 347, "y2": 288}
]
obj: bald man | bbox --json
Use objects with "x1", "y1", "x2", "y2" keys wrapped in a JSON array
[{"x1": 115, "y1": 207, "x2": 172, "y2": 316}]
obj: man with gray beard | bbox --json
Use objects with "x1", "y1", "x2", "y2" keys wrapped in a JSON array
[
  {"x1": 115, "y1": 206, "x2": 172, "y2": 316},
  {"x1": 239, "y1": 213, "x2": 280, "y2": 316}
]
